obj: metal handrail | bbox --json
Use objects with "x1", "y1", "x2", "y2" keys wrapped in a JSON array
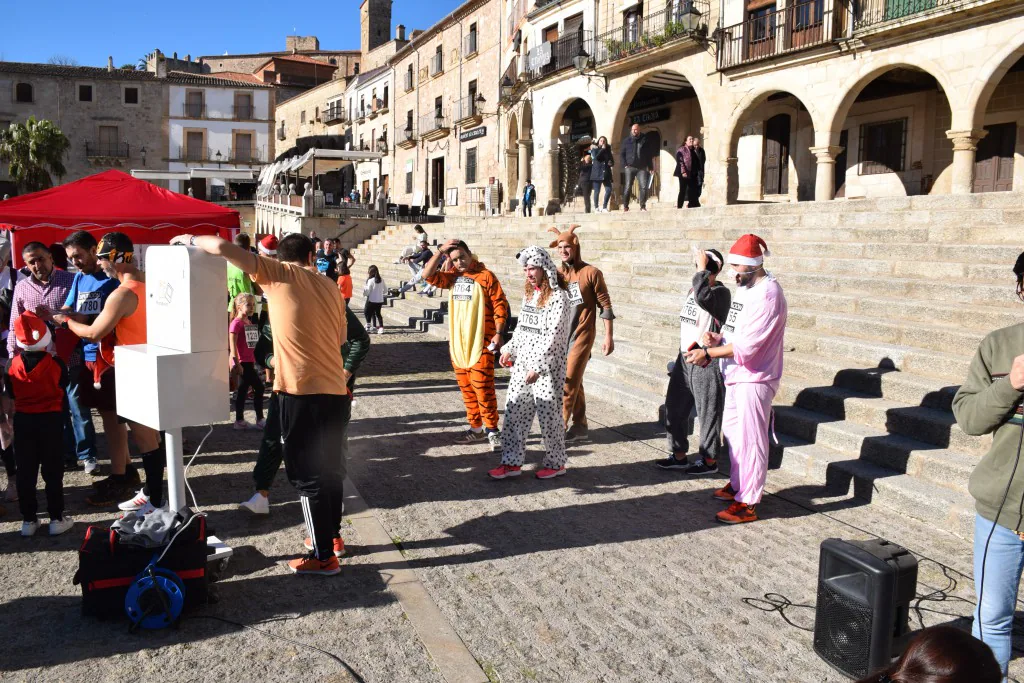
[
  {"x1": 455, "y1": 95, "x2": 479, "y2": 121},
  {"x1": 85, "y1": 142, "x2": 130, "y2": 158},
  {"x1": 593, "y1": 1, "x2": 710, "y2": 66},
  {"x1": 232, "y1": 104, "x2": 256, "y2": 120},
  {"x1": 182, "y1": 102, "x2": 206, "y2": 118},
  {"x1": 853, "y1": 0, "x2": 964, "y2": 30},
  {"x1": 717, "y1": 1, "x2": 839, "y2": 70},
  {"x1": 526, "y1": 29, "x2": 593, "y2": 82},
  {"x1": 430, "y1": 52, "x2": 444, "y2": 76},
  {"x1": 419, "y1": 112, "x2": 450, "y2": 134},
  {"x1": 464, "y1": 32, "x2": 479, "y2": 55}
]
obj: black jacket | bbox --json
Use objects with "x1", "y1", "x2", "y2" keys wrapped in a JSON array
[
  {"x1": 589, "y1": 146, "x2": 613, "y2": 183},
  {"x1": 692, "y1": 270, "x2": 731, "y2": 330},
  {"x1": 620, "y1": 133, "x2": 653, "y2": 169}
]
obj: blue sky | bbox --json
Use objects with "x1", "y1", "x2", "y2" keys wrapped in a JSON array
[{"x1": 0, "y1": 0, "x2": 456, "y2": 66}]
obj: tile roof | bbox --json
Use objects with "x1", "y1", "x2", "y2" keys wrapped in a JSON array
[
  {"x1": 0, "y1": 61, "x2": 159, "y2": 81},
  {"x1": 166, "y1": 71, "x2": 272, "y2": 88},
  {"x1": 270, "y1": 54, "x2": 340, "y2": 66}
]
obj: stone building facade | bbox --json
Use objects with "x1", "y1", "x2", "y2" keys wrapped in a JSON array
[{"x1": 0, "y1": 60, "x2": 166, "y2": 193}]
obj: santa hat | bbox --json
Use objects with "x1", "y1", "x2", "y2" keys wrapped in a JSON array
[
  {"x1": 727, "y1": 234, "x2": 771, "y2": 267},
  {"x1": 259, "y1": 235, "x2": 279, "y2": 256},
  {"x1": 14, "y1": 311, "x2": 52, "y2": 352},
  {"x1": 516, "y1": 246, "x2": 560, "y2": 291}
]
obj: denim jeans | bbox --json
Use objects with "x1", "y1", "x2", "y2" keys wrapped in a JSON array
[
  {"x1": 622, "y1": 166, "x2": 650, "y2": 209},
  {"x1": 66, "y1": 373, "x2": 97, "y2": 462},
  {"x1": 973, "y1": 512, "x2": 1024, "y2": 677},
  {"x1": 593, "y1": 182, "x2": 612, "y2": 210}
]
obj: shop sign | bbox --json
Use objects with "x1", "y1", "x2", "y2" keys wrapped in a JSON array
[{"x1": 459, "y1": 126, "x2": 487, "y2": 142}]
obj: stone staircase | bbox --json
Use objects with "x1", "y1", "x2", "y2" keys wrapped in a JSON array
[{"x1": 349, "y1": 193, "x2": 1024, "y2": 540}]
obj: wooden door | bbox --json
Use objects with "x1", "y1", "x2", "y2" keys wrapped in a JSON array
[
  {"x1": 188, "y1": 178, "x2": 207, "y2": 201},
  {"x1": 431, "y1": 157, "x2": 445, "y2": 207},
  {"x1": 834, "y1": 130, "x2": 849, "y2": 197},
  {"x1": 763, "y1": 114, "x2": 790, "y2": 196},
  {"x1": 788, "y1": 0, "x2": 824, "y2": 49},
  {"x1": 974, "y1": 122, "x2": 1017, "y2": 193}
]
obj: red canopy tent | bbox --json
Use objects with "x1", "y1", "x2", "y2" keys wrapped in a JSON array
[{"x1": 0, "y1": 170, "x2": 238, "y2": 266}]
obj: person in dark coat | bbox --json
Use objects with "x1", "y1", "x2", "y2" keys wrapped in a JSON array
[
  {"x1": 694, "y1": 136, "x2": 707, "y2": 203},
  {"x1": 674, "y1": 135, "x2": 703, "y2": 209},
  {"x1": 619, "y1": 124, "x2": 654, "y2": 212},
  {"x1": 589, "y1": 136, "x2": 614, "y2": 212},
  {"x1": 577, "y1": 144, "x2": 595, "y2": 213}
]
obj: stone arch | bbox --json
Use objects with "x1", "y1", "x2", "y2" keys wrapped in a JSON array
[
  {"x1": 965, "y1": 39, "x2": 1024, "y2": 131},
  {"x1": 724, "y1": 85, "x2": 826, "y2": 157},
  {"x1": 823, "y1": 59, "x2": 958, "y2": 143},
  {"x1": 507, "y1": 112, "x2": 520, "y2": 200},
  {"x1": 547, "y1": 96, "x2": 605, "y2": 207}
]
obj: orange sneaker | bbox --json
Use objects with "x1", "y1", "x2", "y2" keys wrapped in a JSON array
[
  {"x1": 303, "y1": 537, "x2": 346, "y2": 558},
  {"x1": 712, "y1": 483, "x2": 737, "y2": 501},
  {"x1": 288, "y1": 553, "x2": 341, "y2": 575},
  {"x1": 716, "y1": 502, "x2": 758, "y2": 525},
  {"x1": 488, "y1": 464, "x2": 522, "y2": 479}
]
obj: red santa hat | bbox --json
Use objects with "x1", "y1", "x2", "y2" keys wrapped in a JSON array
[
  {"x1": 14, "y1": 311, "x2": 52, "y2": 352},
  {"x1": 259, "y1": 235, "x2": 279, "y2": 256},
  {"x1": 727, "y1": 233, "x2": 771, "y2": 267}
]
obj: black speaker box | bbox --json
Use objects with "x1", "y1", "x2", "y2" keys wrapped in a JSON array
[{"x1": 813, "y1": 538, "x2": 918, "y2": 679}]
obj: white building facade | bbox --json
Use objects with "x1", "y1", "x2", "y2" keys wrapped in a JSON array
[{"x1": 346, "y1": 65, "x2": 394, "y2": 202}]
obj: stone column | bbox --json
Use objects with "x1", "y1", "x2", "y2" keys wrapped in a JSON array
[
  {"x1": 946, "y1": 129, "x2": 987, "y2": 195},
  {"x1": 809, "y1": 145, "x2": 844, "y2": 202},
  {"x1": 546, "y1": 148, "x2": 561, "y2": 215},
  {"x1": 725, "y1": 157, "x2": 739, "y2": 205},
  {"x1": 517, "y1": 138, "x2": 532, "y2": 197}
]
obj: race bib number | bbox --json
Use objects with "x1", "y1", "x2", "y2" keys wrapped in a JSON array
[
  {"x1": 680, "y1": 291, "x2": 699, "y2": 327},
  {"x1": 567, "y1": 282, "x2": 584, "y2": 307},
  {"x1": 244, "y1": 324, "x2": 258, "y2": 349},
  {"x1": 518, "y1": 304, "x2": 544, "y2": 335},
  {"x1": 77, "y1": 291, "x2": 103, "y2": 315},
  {"x1": 722, "y1": 301, "x2": 744, "y2": 334},
  {"x1": 452, "y1": 276, "x2": 475, "y2": 302}
]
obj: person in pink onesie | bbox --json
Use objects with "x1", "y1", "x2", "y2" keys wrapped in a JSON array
[{"x1": 684, "y1": 233, "x2": 787, "y2": 524}]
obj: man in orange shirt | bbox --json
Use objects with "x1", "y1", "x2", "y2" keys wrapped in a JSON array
[
  {"x1": 423, "y1": 239, "x2": 509, "y2": 450},
  {"x1": 175, "y1": 232, "x2": 348, "y2": 576}
]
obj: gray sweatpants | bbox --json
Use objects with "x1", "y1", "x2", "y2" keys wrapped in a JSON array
[{"x1": 664, "y1": 351, "x2": 725, "y2": 462}]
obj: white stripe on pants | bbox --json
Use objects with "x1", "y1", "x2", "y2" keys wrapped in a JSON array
[{"x1": 721, "y1": 381, "x2": 776, "y2": 505}]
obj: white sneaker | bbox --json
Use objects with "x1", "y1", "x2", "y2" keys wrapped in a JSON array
[
  {"x1": 83, "y1": 458, "x2": 98, "y2": 475},
  {"x1": 49, "y1": 516, "x2": 74, "y2": 536},
  {"x1": 4, "y1": 479, "x2": 17, "y2": 502},
  {"x1": 377, "y1": 327, "x2": 385, "y2": 335},
  {"x1": 118, "y1": 489, "x2": 150, "y2": 512},
  {"x1": 240, "y1": 492, "x2": 270, "y2": 515},
  {"x1": 233, "y1": 420, "x2": 250, "y2": 431},
  {"x1": 487, "y1": 431, "x2": 502, "y2": 452},
  {"x1": 20, "y1": 520, "x2": 39, "y2": 537}
]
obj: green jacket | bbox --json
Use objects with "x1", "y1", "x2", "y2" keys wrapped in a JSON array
[
  {"x1": 953, "y1": 323, "x2": 1024, "y2": 531},
  {"x1": 255, "y1": 306, "x2": 371, "y2": 383}
]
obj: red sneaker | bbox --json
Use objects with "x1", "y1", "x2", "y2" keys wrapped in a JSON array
[
  {"x1": 303, "y1": 537, "x2": 346, "y2": 558},
  {"x1": 535, "y1": 467, "x2": 566, "y2": 480},
  {"x1": 716, "y1": 502, "x2": 758, "y2": 525},
  {"x1": 712, "y1": 483, "x2": 737, "y2": 501},
  {"x1": 488, "y1": 464, "x2": 522, "y2": 479},
  {"x1": 288, "y1": 553, "x2": 341, "y2": 575}
]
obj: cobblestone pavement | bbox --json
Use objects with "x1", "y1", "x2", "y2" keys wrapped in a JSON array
[{"x1": 0, "y1": 324, "x2": 1018, "y2": 682}]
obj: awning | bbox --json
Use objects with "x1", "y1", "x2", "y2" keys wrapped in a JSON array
[
  {"x1": 131, "y1": 170, "x2": 190, "y2": 180},
  {"x1": 130, "y1": 168, "x2": 256, "y2": 180},
  {"x1": 258, "y1": 148, "x2": 384, "y2": 194}
]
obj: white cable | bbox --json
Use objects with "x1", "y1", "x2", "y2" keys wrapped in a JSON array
[{"x1": 182, "y1": 425, "x2": 214, "y2": 513}]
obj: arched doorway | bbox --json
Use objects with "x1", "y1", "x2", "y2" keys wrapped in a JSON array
[
  {"x1": 554, "y1": 98, "x2": 597, "y2": 206},
  {"x1": 972, "y1": 54, "x2": 1023, "y2": 193},
  {"x1": 827, "y1": 65, "x2": 955, "y2": 197},
  {"x1": 507, "y1": 112, "x2": 520, "y2": 210}
]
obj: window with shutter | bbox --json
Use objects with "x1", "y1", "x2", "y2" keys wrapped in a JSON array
[{"x1": 859, "y1": 119, "x2": 907, "y2": 175}]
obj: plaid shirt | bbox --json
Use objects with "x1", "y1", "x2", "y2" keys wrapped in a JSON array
[{"x1": 8, "y1": 268, "x2": 80, "y2": 369}]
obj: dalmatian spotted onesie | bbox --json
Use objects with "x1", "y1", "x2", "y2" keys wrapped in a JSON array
[{"x1": 500, "y1": 246, "x2": 572, "y2": 471}]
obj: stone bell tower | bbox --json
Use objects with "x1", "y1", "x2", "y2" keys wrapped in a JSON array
[{"x1": 360, "y1": 0, "x2": 392, "y2": 56}]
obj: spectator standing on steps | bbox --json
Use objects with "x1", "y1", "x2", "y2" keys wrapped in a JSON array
[
  {"x1": 522, "y1": 180, "x2": 536, "y2": 217},
  {"x1": 659, "y1": 247, "x2": 729, "y2": 474},
  {"x1": 577, "y1": 145, "x2": 594, "y2": 214},
  {"x1": 620, "y1": 124, "x2": 654, "y2": 212},
  {"x1": 175, "y1": 231, "x2": 348, "y2": 577},
  {"x1": 364, "y1": 265, "x2": 386, "y2": 335},
  {"x1": 950, "y1": 251, "x2": 1024, "y2": 678},
  {"x1": 674, "y1": 135, "x2": 703, "y2": 209},
  {"x1": 685, "y1": 234, "x2": 786, "y2": 525},
  {"x1": 590, "y1": 136, "x2": 614, "y2": 213},
  {"x1": 693, "y1": 136, "x2": 707, "y2": 205}
]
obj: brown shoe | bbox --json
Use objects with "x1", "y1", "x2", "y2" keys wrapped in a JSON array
[
  {"x1": 712, "y1": 483, "x2": 737, "y2": 501},
  {"x1": 716, "y1": 502, "x2": 758, "y2": 525}
]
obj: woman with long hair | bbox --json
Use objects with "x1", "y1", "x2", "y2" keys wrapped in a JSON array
[
  {"x1": 363, "y1": 265, "x2": 386, "y2": 334},
  {"x1": 855, "y1": 625, "x2": 999, "y2": 683},
  {"x1": 229, "y1": 292, "x2": 265, "y2": 430},
  {"x1": 590, "y1": 136, "x2": 614, "y2": 212},
  {"x1": 490, "y1": 246, "x2": 572, "y2": 481}
]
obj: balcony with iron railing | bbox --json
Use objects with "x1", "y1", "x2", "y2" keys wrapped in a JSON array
[
  {"x1": 454, "y1": 94, "x2": 483, "y2": 127},
  {"x1": 717, "y1": 0, "x2": 840, "y2": 70},
  {"x1": 464, "y1": 32, "x2": 479, "y2": 57},
  {"x1": 526, "y1": 30, "x2": 593, "y2": 83},
  {"x1": 430, "y1": 52, "x2": 444, "y2": 77},
  {"x1": 852, "y1": 0, "x2": 979, "y2": 31},
  {"x1": 323, "y1": 103, "x2": 347, "y2": 125},
  {"x1": 232, "y1": 104, "x2": 256, "y2": 120},
  {"x1": 404, "y1": 70, "x2": 415, "y2": 92},
  {"x1": 369, "y1": 97, "x2": 388, "y2": 118},
  {"x1": 593, "y1": 1, "x2": 711, "y2": 67},
  {"x1": 182, "y1": 102, "x2": 207, "y2": 118},
  {"x1": 85, "y1": 142, "x2": 130, "y2": 159},
  {"x1": 397, "y1": 126, "x2": 418, "y2": 150},
  {"x1": 419, "y1": 111, "x2": 450, "y2": 141},
  {"x1": 277, "y1": 125, "x2": 286, "y2": 141},
  {"x1": 176, "y1": 145, "x2": 213, "y2": 162},
  {"x1": 229, "y1": 146, "x2": 267, "y2": 164},
  {"x1": 507, "y1": 0, "x2": 528, "y2": 37}
]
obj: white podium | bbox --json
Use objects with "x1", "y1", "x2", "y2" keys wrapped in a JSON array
[{"x1": 115, "y1": 246, "x2": 229, "y2": 513}]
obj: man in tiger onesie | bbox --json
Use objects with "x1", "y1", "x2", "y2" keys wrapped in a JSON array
[
  {"x1": 423, "y1": 239, "x2": 510, "y2": 451},
  {"x1": 548, "y1": 225, "x2": 615, "y2": 443}
]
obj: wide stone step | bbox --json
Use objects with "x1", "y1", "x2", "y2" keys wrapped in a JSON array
[{"x1": 786, "y1": 310, "x2": 985, "y2": 357}]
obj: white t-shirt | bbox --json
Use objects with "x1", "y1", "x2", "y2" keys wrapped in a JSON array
[
  {"x1": 679, "y1": 288, "x2": 715, "y2": 353},
  {"x1": 364, "y1": 278, "x2": 387, "y2": 303}
]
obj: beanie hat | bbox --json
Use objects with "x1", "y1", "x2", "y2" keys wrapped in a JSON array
[
  {"x1": 547, "y1": 224, "x2": 582, "y2": 262},
  {"x1": 516, "y1": 246, "x2": 560, "y2": 291},
  {"x1": 259, "y1": 235, "x2": 279, "y2": 256},
  {"x1": 14, "y1": 311, "x2": 52, "y2": 352},
  {"x1": 727, "y1": 234, "x2": 771, "y2": 267},
  {"x1": 97, "y1": 232, "x2": 135, "y2": 264}
]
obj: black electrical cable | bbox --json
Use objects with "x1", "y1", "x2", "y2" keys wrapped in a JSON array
[{"x1": 186, "y1": 615, "x2": 366, "y2": 682}]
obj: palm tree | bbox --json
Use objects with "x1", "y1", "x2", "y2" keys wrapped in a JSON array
[{"x1": 0, "y1": 117, "x2": 71, "y2": 193}]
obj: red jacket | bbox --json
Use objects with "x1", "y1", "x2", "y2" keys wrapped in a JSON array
[{"x1": 7, "y1": 353, "x2": 66, "y2": 414}]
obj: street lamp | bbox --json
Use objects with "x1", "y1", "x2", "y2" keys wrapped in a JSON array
[
  {"x1": 500, "y1": 75, "x2": 514, "y2": 101},
  {"x1": 376, "y1": 135, "x2": 387, "y2": 153},
  {"x1": 215, "y1": 149, "x2": 222, "y2": 167},
  {"x1": 573, "y1": 44, "x2": 590, "y2": 74},
  {"x1": 678, "y1": 1, "x2": 702, "y2": 32}
]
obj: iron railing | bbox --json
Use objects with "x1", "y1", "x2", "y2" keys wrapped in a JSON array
[
  {"x1": 404, "y1": 69, "x2": 414, "y2": 91},
  {"x1": 230, "y1": 146, "x2": 266, "y2": 163},
  {"x1": 717, "y1": 1, "x2": 839, "y2": 69},
  {"x1": 277, "y1": 126, "x2": 286, "y2": 141},
  {"x1": 419, "y1": 112, "x2": 450, "y2": 135},
  {"x1": 232, "y1": 104, "x2": 255, "y2": 120},
  {"x1": 430, "y1": 52, "x2": 444, "y2": 76},
  {"x1": 853, "y1": 0, "x2": 963, "y2": 30},
  {"x1": 593, "y1": 1, "x2": 711, "y2": 66},
  {"x1": 464, "y1": 32, "x2": 479, "y2": 56},
  {"x1": 323, "y1": 103, "x2": 347, "y2": 124},
  {"x1": 455, "y1": 95, "x2": 480, "y2": 122},
  {"x1": 86, "y1": 142, "x2": 130, "y2": 158},
  {"x1": 177, "y1": 146, "x2": 212, "y2": 162},
  {"x1": 182, "y1": 102, "x2": 206, "y2": 118},
  {"x1": 400, "y1": 127, "x2": 417, "y2": 144},
  {"x1": 526, "y1": 30, "x2": 593, "y2": 82},
  {"x1": 371, "y1": 97, "x2": 387, "y2": 113}
]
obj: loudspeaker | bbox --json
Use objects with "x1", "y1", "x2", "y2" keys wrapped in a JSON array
[{"x1": 813, "y1": 538, "x2": 918, "y2": 679}]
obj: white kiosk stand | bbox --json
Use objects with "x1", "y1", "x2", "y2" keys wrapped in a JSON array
[{"x1": 113, "y1": 246, "x2": 232, "y2": 561}]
